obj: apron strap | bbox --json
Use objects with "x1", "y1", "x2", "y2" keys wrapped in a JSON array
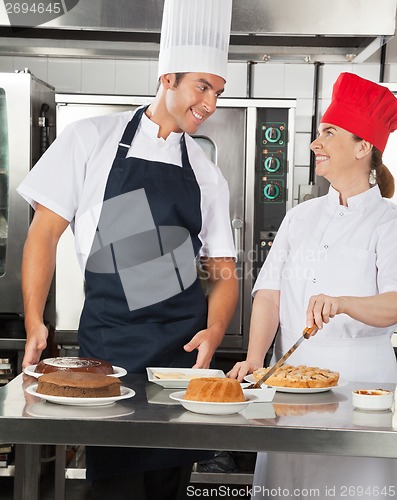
[
  {"x1": 180, "y1": 133, "x2": 196, "y2": 178},
  {"x1": 115, "y1": 105, "x2": 149, "y2": 159}
]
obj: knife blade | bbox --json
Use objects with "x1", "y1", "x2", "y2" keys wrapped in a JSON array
[{"x1": 247, "y1": 324, "x2": 318, "y2": 389}]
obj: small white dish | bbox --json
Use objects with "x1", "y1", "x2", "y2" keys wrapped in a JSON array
[
  {"x1": 169, "y1": 390, "x2": 257, "y2": 415},
  {"x1": 352, "y1": 389, "x2": 394, "y2": 411},
  {"x1": 24, "y1": 364, "x2": 127, "y2": 379},
  {"x1": 26, "y1": 384, "x2": 135, "y2": 406},
  {"x1": 146, "y1": 367, "x2": 225, "y2": 389},
  {"x1": 241, "y1": 383, "x2": 276, "y2": 402},
  {"x1": 244, "y1": 374, "x2": 347, "y2": 394}
]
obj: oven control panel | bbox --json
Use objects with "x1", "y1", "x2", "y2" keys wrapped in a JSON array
[{"x1": 254, "y1": 108, "x2": 290, "y2": 279}]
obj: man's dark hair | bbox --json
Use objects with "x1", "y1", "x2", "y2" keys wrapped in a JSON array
[
  {"x1": 173, "y1": 73, "x2": 186, "y2": 87},
  {"x1": 156, "y1": 72, "x2": 187, "y2": 92}
]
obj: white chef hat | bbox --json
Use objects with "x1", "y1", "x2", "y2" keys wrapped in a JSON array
[{"x1": 157, "y1": 0, "x2": 233, "y2": 82}]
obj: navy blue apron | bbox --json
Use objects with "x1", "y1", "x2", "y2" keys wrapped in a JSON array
[{"x1": 78, "y1": 106, "x2": 212, "y2": 480}]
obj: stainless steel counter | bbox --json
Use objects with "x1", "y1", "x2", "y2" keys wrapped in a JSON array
[{"x1": 1, "y1": 374, "x2": 397, "y2": 499}]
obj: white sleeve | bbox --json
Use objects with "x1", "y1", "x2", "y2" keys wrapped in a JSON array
[
  {"x1": 376, "y1": 216, "x2": 397, "y2": 293},
  {"x1": 17, "y1": 122, "x2": 90, "y2": 222},
  {"x1": 252, "y1": 210, "x2": 292, "y2": 295},
  {"x1": 199, "y1": 180, "x2": 236, "y2": 259}
]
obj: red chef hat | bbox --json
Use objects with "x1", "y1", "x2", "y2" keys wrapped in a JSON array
[{"x1": 321, "y1": 72, "x2": 397, "y2": 153}]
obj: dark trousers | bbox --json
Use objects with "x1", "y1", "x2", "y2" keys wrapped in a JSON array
[{"x1": 89, "y1": 464, "x2": 193, "y2": 500}]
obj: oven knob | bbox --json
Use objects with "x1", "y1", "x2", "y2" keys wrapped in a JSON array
[
  {"x1": 264, "y1": 156, "x2": 281, "y2": 173},
  {"x1": 265, "y1": 127, "x2": 282, "y2": 143},
  {"x1": 263, "y1": 183, "x2": 280, "y2": 200}
]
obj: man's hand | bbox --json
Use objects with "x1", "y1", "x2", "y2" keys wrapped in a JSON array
[
  {"x1": 22, "y1": 323, "x2": 48, "y2": 368},
  {"x1": 184, "y1": 325, "x2": 223, "y2": 369}
]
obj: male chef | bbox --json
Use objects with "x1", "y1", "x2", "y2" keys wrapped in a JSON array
[{"x1": 17, "y1": 1, "x2": 237, "y2": 498}]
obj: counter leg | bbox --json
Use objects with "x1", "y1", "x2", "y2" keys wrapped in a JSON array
[
  {"x1": 13, "y1": 444, "x2": 41, "y2": 500},
  {"x1": 54, "y1": 445, "x2": 66, "y2": 500}
]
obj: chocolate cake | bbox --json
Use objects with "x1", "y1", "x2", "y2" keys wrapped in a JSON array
[
  {"x1": 35, "y1": 357, "x2": 114, "y2": 375},
  {"x1": 36, "y1": 371, "x2": 121, "y2": 398}
]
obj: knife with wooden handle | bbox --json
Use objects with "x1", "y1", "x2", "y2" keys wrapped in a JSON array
[{"x1": 246, "y1": 324, "x2": 318, "y2": 389}]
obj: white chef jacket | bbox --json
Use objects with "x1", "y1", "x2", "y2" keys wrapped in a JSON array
[
  {"x1": 253, "y1": 184, "x2": 397, "y2": 383},
  {"x1": 251, "y1": 185, "x2": 397, "y2": 499},
  {"x1": 17, "y1": 108, "x2": 236, "y2": 273}
]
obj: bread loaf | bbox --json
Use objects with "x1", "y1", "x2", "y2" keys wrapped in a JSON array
[{"x1": 184, "y1": 377, "x2": 245, "y2": 402}]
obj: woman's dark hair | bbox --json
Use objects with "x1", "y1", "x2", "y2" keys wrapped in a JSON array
[{"x1": 353, "y1": 135, "x2": 395, "y2": 198}]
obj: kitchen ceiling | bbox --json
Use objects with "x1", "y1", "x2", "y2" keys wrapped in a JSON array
[{"x1": 0, "y1": 0, "x2": 396, "y2": 63}]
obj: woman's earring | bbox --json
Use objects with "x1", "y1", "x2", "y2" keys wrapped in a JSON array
[{"x1": 369, "y1": 169, "x2": 377, "y2": 185}]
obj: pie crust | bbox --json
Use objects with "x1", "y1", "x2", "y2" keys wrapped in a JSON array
[{"x1": 253, "y1": 364, "x2": 339, "y2": 388}]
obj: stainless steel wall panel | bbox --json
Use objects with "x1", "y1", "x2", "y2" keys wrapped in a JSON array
[
  {"x1": 0, "y1": 0, "x2": 395, "y2": 63},
  {"x1": 1, "y1": 0, "x2": 394, "y2": 36}
]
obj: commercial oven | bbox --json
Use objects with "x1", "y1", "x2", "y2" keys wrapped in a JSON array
[
  {"x1": 0, "y1": 71, "x2": 56, "y2": 375},
  {"x1": 54, "y1": 95, "x2": 295, "y2": 354}
]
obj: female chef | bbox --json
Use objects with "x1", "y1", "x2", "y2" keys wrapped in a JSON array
[
  {"x1": 17, "y1": 1, "x2": 236, "y2": 499},
  {"x1": 228, "y1": 72, "x2": 397, "y2": 498}
]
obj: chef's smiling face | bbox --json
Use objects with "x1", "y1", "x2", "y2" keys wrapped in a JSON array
[
  {"x1": 163, "y1": 72, "x2": 225, "y2": 134},
  {"x1": 310, "y1": 123, "x2": 365, "y2": 184}
]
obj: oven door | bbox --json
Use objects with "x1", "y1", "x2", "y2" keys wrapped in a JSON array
[
  {"x1": 0, "y1": 74, "x2": 33, "y2": 314},
  {"x1": 193, "y1": 108, "x2": 246, "y2": 348},
  {"x1": 0, "y1": 73, "x2": 55, "y2": 315}
]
